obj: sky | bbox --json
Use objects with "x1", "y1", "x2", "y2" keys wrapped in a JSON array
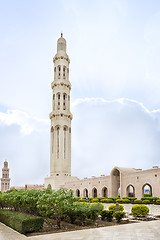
[{"x1": 0, "y1": 0, "x2": 160, "y2": 187}]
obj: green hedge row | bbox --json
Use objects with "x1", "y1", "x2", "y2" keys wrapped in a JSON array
[
  {"x1": 78, "y1": 197, "x2": 160, "y2": 204},
  {"x1": 0, "y1": 209, "x2": 44, "y2": 234}
]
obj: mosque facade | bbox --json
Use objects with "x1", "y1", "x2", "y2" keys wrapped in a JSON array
[{"x1": 44, "y1": 34, "x2": 160, "y2": 199}]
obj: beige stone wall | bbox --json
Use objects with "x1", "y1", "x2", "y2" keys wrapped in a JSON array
[{"x1": 63, "y1": 166, "x2": 160, "y2": 199}]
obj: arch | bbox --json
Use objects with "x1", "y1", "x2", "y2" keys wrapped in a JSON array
[
  {"x1": 63, "y1": 126, "x2": 68, "y2": 159},
  {"x1": 47, "y1": 184, "x2": 52, "y2": 189},
  {"x1": 102, "y1": 187, "x2": 108, "y2": 198},
  {"x1": 51, "y1": 126, "x2": 54, "y2": 154},
  {"x1": 56, "y1": 126, "x2": 60, "y2": 159},
  {"x1": 142, "y1": 183, "x2": 152, "y2": 197},
  {"x1": 126, "y1": 184, "x2": 135, "y2": 197},
  {"x1": 111, "y1": 167, "x2": 120, "y2": 197},
  {"x1": 92, "y1": 187, "x2": 97, "y2": 198},
  {"x1": 83, "y1": 188, "x2": 88, "y2": 198},
  {"x1": 76, "y1": 189, "x2": 80, "y2": 197}
]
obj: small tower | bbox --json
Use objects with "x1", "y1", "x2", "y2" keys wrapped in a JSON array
[
  {"x1": 1, "y1": 160, "x2": 10, "y2": 192},
  {"x1": 45, "y1": 34, "x2": 77, "y2": 189}
]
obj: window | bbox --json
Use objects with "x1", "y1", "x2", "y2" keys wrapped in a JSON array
[
  {"x1": 58, "y1": 66, "x2": 61, "y2": 78},
  {"x1": 57, "y1": 94, "x2": 60, "y2": 110},
  {"x1": 63, "y1": 93, "x2": 66, "y2": 110},
  {"x1": 63, "y1": 66, "x2": 66, "y2": 78}
]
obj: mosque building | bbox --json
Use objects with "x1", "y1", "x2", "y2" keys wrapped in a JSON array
[{"x1": 44, "y1": 34, "x2": 160, "y2": 199}]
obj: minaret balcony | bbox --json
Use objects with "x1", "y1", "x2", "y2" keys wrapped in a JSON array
[
  {"x1": 51, "y1": 81, "x2": 71, "y2": 90},
  {"x1": 49, "y1": 111, "x2": 73, "y2": 120}
]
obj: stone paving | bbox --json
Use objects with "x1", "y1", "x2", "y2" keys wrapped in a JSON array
[
  {"x1": 1, "y1": 220, "x2": 160, "y2": 240},
  {"x1": 0, "y1": 222, "x2": 26, "y2": 240}
]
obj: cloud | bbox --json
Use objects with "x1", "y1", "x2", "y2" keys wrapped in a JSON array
[
  {"x1": 0, "y1": 97, "x2": 160, "y2": 187},
  {"x1": 0, "y1": 109, "x2": 49, "y2": 135},
  {"x1": 0, "y1": 109, "x2": 50, "y2": 187},
  {"x1": 71, "y1": 97, "x2": 160, "y2": 178}
]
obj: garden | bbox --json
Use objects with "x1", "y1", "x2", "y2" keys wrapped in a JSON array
[{"x1": 0, "y1": 188, "x2": 159, "y2": 236}]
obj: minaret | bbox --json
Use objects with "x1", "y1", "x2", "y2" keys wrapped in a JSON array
[
  {"x1": 45, "y1": 34, "x2": 74, "y2": 189},
  {"x1": 1, "y1": 160, "x2": 10, "y2": 192}
]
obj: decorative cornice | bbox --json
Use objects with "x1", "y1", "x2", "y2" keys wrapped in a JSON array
[
  {"x1": 49, "y1": 112, "x2": 73, "y2": 120},
  {"x1": 51, "y1": 81, "x2": 71, "y2": 90},
  {"x1": 53, "y1": 55, "x2": 70, "y2": 64}
]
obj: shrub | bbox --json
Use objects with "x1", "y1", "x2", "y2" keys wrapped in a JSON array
[
  {"x1": 78, "y1": 198, "x2": 86, "y2": 202},
  {"x1": 116, "y1": 199, "x2": 130, "y2": 204},
  {"x1": 100, "y1": 199, "x2": 113, "y2": 203},
  {"x1": 108, "y1": 204, "x2": 124, "y2": 212},
  {"x1": 100, "y1": 210, "x2": 113, "y2": 222},
  {"x1": 131, "y1": 205, "x2": 149, "y2": 217},
  {"x1": 64, "y1": 202, "x2": 102, "y2": 224},
  {"x1": 114, "y1": 211, "x2": 125, "y2": 223},
  {"x1": 91, "y1": 203, "x2": 104, "y2": 211},
  {"x1": 156, "y1": 199, "x2": 160, "y2": 205},
  {"x1": 142, "y1": 200, "x2": 150, "y2": 204},
  {"x1": 134, "y1": 200, "x2": 142, "y2": 204},
  {"x1": 90, "y1": 203, "x2": 104, "y2": 220},
  {"x1": 91, "y1": 198, "x2": 99, "y2": 203},
  {"x1": 0, "y1": 209, "x2": 44, "y2": 234}
]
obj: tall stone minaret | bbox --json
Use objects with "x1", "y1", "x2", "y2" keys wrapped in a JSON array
[
  {"x1": 1, "y1": 160, "x2": 10, "y2": 192},
  {"x1": 45, "y1": 34, "x2": 75, "y2": 189}
]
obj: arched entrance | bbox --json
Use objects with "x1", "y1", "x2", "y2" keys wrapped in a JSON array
[
  {"x1": 126, "y1": 185, "x2": 135, "y2": 197},
  {"x1": 83, "y1": 188, "x2": 88, "y2": 198},
  {"x1": 76, "y1": 189, "x2": 80, "y2": 197},
  {"x1": 142, "y1": 183, "x2": 152, "y2": 197},
  {"x1": 92, "y1": 188, "x2": 97, "y2": 198},
  {"x1": 111, "y1": 168, "x2": 120, "y2": 197},
  {"x1": 102, "y1": 187, "x2": 108, "y2": 198}
]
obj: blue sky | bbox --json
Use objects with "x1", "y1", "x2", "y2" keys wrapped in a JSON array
[{"x1": 0, "y1": 0, "x2": 160, "y2": 187}]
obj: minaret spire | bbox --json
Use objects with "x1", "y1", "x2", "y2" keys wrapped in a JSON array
[
  {"x1": 1, "y1": 160, "x2": 10, "y2": 192},
  {"x1": 45, "y1": 34, "x2": 72, "y2": 190}
]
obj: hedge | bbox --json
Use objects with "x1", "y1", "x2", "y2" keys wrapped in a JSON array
[
  {"x1": 116, "y1": 199, "x2": 130, "y2": 204},
  {"x1": 134, "y1": 200, "x2": 142, "y2": 204},
  {"x1": 141, "y1": 197, "x2": 159, "y2": 204},
  {"x1": 100, "y1": 199, "x2": 113, "y2": 203},
  {"x1": 0, "y1": 209, "x2": 44, "y2": 234}
]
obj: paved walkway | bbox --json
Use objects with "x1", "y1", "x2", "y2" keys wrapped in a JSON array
[
  {"x1": 0, "y1": 222, "x2": 26, "y2": 240},
  {"x1": 1, "y1": 220, "x2": 160, "y2": 240}
]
